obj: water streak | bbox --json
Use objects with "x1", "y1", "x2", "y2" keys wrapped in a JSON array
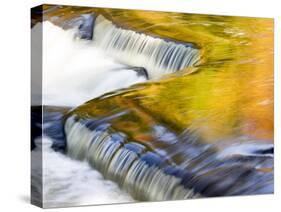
[
  {"x1": 39, "y1": 21, "x2": 146, "y2": 107},
  {"x1": 65, "y1": 116, "x2": 198, "y2": 201},
  {"x1": 65, "y1": 115, "x2": 273, "y2": 200},
  {"x1": 93, "y1": 15, "x2": 200, "y2": 79},
  {"x1": 31, "y1": 136, "x2": 133, "y2": 208}
]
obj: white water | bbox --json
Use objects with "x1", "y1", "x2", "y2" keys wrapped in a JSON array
[
  {"x1": 94, "y1": 16, "x2": 200, "y2": 79},
  {"x1": 31, "y1": 137, "x2": 133, "y2": 208},
  {"x1": 65, "y1": 116, "x2": 198, "y2": 201},
  {"x1": 32, "y1": 18, "x2": 200, "y2": 107},
  {"x1": 31, "y1": 17, "x2": 200, "y2": 207},
  {"x1": 39, "y1": 21, "x2": 146, "y2": 107},
  {"x1": 32, "y1": 21, "x2": 144, "y2": 207}
]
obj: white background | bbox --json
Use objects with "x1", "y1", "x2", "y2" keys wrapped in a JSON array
[{"x1": 0, "y1": 0, "x2": 280, "y2": 211}]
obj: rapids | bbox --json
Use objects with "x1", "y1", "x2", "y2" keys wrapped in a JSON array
[
  {"x1": 40, "y1": 21, "x2": 146, "y2": 107},
  {"x1": 32, "y1": 13, "x2": 199, "y2": 206},
  {"x1": 31, "y1": 136, "x2": 133, "y2": 208},
  {"x1": 31, "y1": 5, "x2": 274, "y2": 207}
]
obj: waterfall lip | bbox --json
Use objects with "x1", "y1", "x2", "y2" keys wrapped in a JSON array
[
  {"x1": 32, "y1": 8, "x2": 274, "y2": 204},
  {"x1": 65, "y1": 116, "x2": 198, "y2": 200},
  {"x1": 93, "y1": 15, "x2": 199, "y2": 50},
  {"x1": 124, "y1": 143, "x2": 146, "y2": 155},
  {"x1": 64, "y1": 115, "x2": 273, "y2": 199},
  {"x1": 40, "y1": 21, "x2": 148, "y2": 107},
  {"x1": 93, "y1": 15, "x2": 201, "y2": 79},
  {"x1": 38, "y1": 16, "x2": 200, "y2": 107},
  {"x1": 140, "y1": 152, "x2": 167, "y2": 168}
]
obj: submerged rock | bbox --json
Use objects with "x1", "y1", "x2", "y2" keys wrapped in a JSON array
[
  {"x1": 31, "y1": 106, "x2": 70, "y2": 153},
  {"x1": 62, "y1": 14, "x2": 96, "y2": 40}
]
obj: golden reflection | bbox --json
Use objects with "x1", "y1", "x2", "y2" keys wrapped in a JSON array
[{"x1": 42, "y1": 5, "x2": 273, "y2": 144}]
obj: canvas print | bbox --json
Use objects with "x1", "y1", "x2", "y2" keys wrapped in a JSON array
[{"x1": 31, "y1": 4, "x2": 274, "y2": 208}]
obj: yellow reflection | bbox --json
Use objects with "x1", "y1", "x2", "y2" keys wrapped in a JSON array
[{"x1": 42, "y1": 5, "x2": 274, "y2": 144}]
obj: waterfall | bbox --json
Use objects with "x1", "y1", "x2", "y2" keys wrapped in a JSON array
[
  {"x1": 64, "y1": 115, "x2": 273, "y2": 201},
  {"x1": 40, "y1": 21, "x2": 146, "y2": 107},
  {"x1": 34, "y1": 14, "x2": 273, "y2": 205},
  {"x1": 65, "y1": 116, "x2": 198, "y2": 201},
  {"x1": 34, "y1": 16, "x2": 202, "y2": 206},
  {"x1": 92, "y1": 15, "x2": 200, "y2": 79},
  {"x1": 40, "y1": 16, "x2": 200, "y2": 107}
]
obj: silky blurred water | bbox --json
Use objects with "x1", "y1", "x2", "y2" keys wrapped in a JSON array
[
  {"x1": 31, "y1": 5, "x2": 274, "y2": 207},
  {"x1": 31, "y1": 137, "x2": 133, "y2": 208}
]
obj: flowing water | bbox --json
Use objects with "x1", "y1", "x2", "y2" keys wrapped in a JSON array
[
  {"x1": 32, "y1": 136, "x2": 133, "y2": 207},
  {"x1": 39, "y1": 21, "x2": 146, "y2": 107},
  {"x1": 32, "y1": 12, "x2": 199, "y2": 207},
  {"x1": 31, "y1": 5, "x2": 274, "y2": 208}
]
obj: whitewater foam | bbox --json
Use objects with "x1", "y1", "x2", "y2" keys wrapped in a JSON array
[
  {"x1": 31, "y1": 18, "x2": 200, "y2": 107},
  {"x1": 31, "y1": 21, "x2": 146, "y2": 107},
  {"x1": 31, "y1": 137, "x2": 133, "y2": 208},
  {"x1": 93, "y1": 15, "x2": 200, "y2": 79}
]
